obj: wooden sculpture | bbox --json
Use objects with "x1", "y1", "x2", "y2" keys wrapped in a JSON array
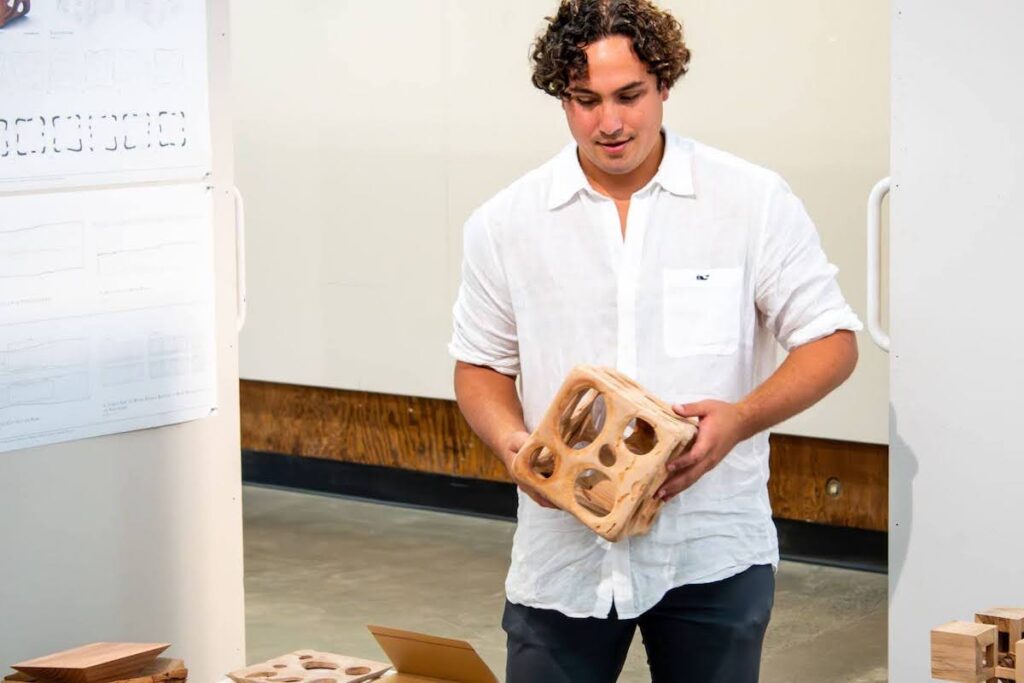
[
  {"x1": 0, "y1": 0, "x2": 30, "y2": 28},
  {"x1": 976, "y1": 608, "x2": 1024, "y2": 680},
  {"x1": 227, "y1": 650, "x2": 391, "y2": 683},
  {"x1": 932, "y1": 608, "x2": 1024, "y2": 682},
  {"x1": 11, "y1": 644, "x2": 170, "y2": 683},
  {"x1": 511, "y1": 365, "x2": 698, "y2": 542},
  {"x1": 932, "y1": 621, "x2": 998, "y2": 682}
]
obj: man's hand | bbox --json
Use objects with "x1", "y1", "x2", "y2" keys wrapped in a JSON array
[
  {"x1": 502, "y1": 430, "x2": 559, "y2": 509},
  {"x1": 655, "y1": 400, "x2": 753, "y2": 502}
]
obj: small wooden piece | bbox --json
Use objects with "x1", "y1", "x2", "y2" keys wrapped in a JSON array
[
  {"x1": 5, "y1": 659, "x2": 186, "y2": 683},
  {"x1": 12, "y1": 644, "x2": 170, "y2": 683},
  {"x1": 0, "y1": 0, "x2": 30, "y2": 28},
  {"x1": 976, "y1": 608, "x2": 1024, "y2": 680},
  {"x1": 511, "y1": 365, "x2": 698, "y2": 542},
  {"x1": 227, "y1": 650, "x2": 390, "y2": 683},
  {"x1": 931, "y1": 621, "x2": 998, "y2": 682}
]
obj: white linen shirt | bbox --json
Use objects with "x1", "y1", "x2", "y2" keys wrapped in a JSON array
[{"x1": 448, "y1": 130, "x2": 862, "y2": 619}]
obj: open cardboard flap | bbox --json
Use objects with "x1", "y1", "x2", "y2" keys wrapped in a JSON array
[{"x1": 367, "y1": 626, "x2": 497, "y2": 683}]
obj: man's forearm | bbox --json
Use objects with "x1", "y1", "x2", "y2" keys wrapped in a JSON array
[
  {"x1": 735, "y1": 330, "x2": 859, "y2": 439},
  {"x1": 454, "y1": 361, "x2": 527, "y2": 464}
]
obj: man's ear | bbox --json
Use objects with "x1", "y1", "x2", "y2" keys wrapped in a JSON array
[{"x1": 660, "y1": 86, "x2": 670, "y2": 102}]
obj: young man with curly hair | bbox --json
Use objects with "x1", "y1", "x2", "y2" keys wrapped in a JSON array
[{"x1": 449, "y1": 1, "x2": 861, "y2": 680}]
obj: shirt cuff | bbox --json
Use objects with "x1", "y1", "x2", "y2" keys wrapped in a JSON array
[
  {"x1": 447, "y1": 340, "x2": 521, "y2": 376},
  {"x1": 780, "y1": 306, "x2": 864, "y2": 351}
]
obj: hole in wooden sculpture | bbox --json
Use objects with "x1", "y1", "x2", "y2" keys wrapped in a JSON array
[
  {"x1": 528, "y1": 446, "x2": 556, "y2": 479},
  {"x1": 559, "y1": 386, "x2": 607, "y2": 449},
  {"x1": 574, "y1": 469, "x2": 615, "y2": 517},
  {"x1": 246, "y1": 673, "x2": 276, "y2": 679},
  {"x1": 272, "y1": 678, "x2": 302, "y2": 682},
  {"x1": 623, "y1": 417, "x2": 657, "y2": 455},
  {"x1": 298, "y1": 655, "x2": 313, "y2": 661},
  {"x1": 344, "y1": 667, "x2": 372, "y2": 675},
  {"x1": 598, "y1": 444, "x2": 616, "y2": 467},
  {"x1": 302, "y1": 662, "x2": 338, "y2": 671},
  {"x1": 272, "y1": 665, "x2": 287, "y2": 669}
]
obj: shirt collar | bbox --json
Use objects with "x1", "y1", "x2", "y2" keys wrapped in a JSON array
[{"x1": 546, "y1": 128, "x2": 696, "y2": 211}]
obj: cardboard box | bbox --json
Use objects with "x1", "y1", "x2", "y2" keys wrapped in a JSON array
[{"x1": 368, "y1": 626, "x2": 497, "y2": 683}]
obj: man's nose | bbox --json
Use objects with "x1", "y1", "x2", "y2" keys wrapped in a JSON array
[{"x1": 598, "y1": 105, "x2": 624, "y2": 137}]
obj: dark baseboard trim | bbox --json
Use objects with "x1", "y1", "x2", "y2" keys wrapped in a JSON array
[
  {"x1": 242, "y1": 450, "x2": 887, "y2": 574},
  {"x1": 242, "y1": 449, "x2": 518, "y2": 520}
]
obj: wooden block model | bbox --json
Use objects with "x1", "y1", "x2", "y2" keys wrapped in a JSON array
[
  {"x1": 227, "y1": 650, "x2": 391, "y2": 683},
  {"x1": 976, "y1": 608, "x2": 1024, "y2": 680},
  {"x1": 931, "y1": 621, "x2": 998, "y2": 682},
  {"x1": 511, "y1": 365, "x2": 698, "y2": 542},
  {"x1": 12, "y1": 644, "x2": 170, "y2": 683},
  {"x1": 5, "y1": 658, "x2": 186, "y2": 683},
  {"x1": 0, "y1": 0, "x2": 30, "y2": 28}
]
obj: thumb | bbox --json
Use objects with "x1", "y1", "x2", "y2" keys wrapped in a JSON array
[{"x1": 673, "y1": 400, "x2": 710, "y2": 418}]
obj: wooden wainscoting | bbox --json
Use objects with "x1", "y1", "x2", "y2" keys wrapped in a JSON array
[{"x1": 240, "y1": 380, "x2": 888, "y2": 532}]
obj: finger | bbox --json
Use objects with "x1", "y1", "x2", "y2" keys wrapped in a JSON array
[
  {"x1": 657, "y1": 462, "x2": 707, "y2": 501},
  {"x1": 522, "y1": 486, "x2": 557, "y2": 509},
  {"x1": 668, "y1": 437, "x2": 710, "y2": 472},
  {"x1": 673, "y1": 400, "x2": 710, "y2": 418}
]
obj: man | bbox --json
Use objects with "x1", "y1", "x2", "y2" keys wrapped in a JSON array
[{"x1": 448, "y1": 1, "x2": 861, "y2": 680}]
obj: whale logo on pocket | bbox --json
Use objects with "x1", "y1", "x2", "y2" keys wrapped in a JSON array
[{"x1": 695, "y1": 274, "x2": 710, "y2": 281}]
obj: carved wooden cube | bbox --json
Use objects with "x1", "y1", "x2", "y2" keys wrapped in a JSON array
[
  {"x1": 931, "y1": 621, "x2": 998, "y2": 682},
  {"x1": 228, "y1": 650, "x2": 391, "y2": 683},
  {"x1": 511, "y1": 365, "x2": 698, "y2": 542},
  {"x1": 976, "y1": 608, "x2": 1024, "y2": 680}
]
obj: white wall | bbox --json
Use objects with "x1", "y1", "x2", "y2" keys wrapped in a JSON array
[
  {"x1": 889, "y1": 1, "x2": 1024, "y2": 679},
  {"x1": 232, "y1": 0, "x2": 889, "y2": 444},
  {"x1": 0, "y1": 3, "x2": 246, "y2": 680}
]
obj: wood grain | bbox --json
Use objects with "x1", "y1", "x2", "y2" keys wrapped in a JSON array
[
  {"x1": 12, "y1": 644, "x2": 170, "y2": 683},
  {"x1": 767, "y1": 434, "x2": 888, "y2": 531},
  {"x1": 240, "y1": 380, "x2": 888, "y2": 531}
]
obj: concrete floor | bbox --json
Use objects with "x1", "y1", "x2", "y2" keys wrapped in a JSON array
[{"x1": 243, "y1": 485, "x2": 887, "y2": 682}]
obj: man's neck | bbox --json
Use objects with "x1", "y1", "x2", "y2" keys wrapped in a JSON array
[{"x1": 579, "y1": 131, "x2": 666, "y2": 202}]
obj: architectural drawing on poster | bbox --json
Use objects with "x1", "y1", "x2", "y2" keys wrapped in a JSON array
[
  {"x1": 0, "y1": 0, "x2": 210, "y2": 191},
  {"x1": 0, "y1": 183, "x2": 218, "y2": 453}
]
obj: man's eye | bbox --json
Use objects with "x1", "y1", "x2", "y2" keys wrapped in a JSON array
[
  {"x1": 576, "y1": 98, "x2": 598, "y2": 107},
  {"x1": 620, "y1": 93, "x2": 640, "y2": 103}
]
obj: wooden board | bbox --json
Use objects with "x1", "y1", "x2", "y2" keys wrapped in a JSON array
[
  {"x1": 240, "y1": 379, "x2": 889, "y2": 531},
  {"x1": 228, "y1": 650, "x2": 390, "y2": 683},
  {"x1": 12, "y1": 644, "x2": 170, "y2": 683},
  {"x1": 0, "y1": 0, "x2": 30, "y2": 29},
  {"x1": 5, "y1": 658, "x2": 186, "y2": 683}
]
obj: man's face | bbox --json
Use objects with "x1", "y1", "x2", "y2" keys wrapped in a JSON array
[{"x1": 562, "y1": 35, "x2": 668, "y2": 179}]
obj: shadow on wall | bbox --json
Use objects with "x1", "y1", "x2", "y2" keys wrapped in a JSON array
[{"x1": 888, "y1": 401, "x2": 917, "y2": 595}]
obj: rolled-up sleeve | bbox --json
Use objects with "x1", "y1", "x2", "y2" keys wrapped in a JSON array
[
  {"x1": 755, "y1": 177, "x2": 863, "y2": 351},
  {"x1": 448, "y1": 209, "x2": 521, "y2": 375}
]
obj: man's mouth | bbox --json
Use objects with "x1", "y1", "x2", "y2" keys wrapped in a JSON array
[{"x1": 597, "y1": 138, "x2": 631, "y2": 153}]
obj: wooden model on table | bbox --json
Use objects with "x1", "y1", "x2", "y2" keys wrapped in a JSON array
[
  {"x1": 511, "y1": 365, "x2": 698, "y2": 542},
  {"x1": 932, "y1": 608, "x2": 1024, "y2": 682},
  {"x1": 227, "y1": 650, "x2": 391, "y2": 683}
]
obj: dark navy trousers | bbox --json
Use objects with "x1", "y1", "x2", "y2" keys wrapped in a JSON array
[{"x1": 502, "y1": 564, "x2": 775, "y2": 682}]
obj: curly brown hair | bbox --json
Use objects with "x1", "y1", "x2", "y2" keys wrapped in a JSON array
[{"x1": 531, "y1": 0, "x2": 690, "y2": 99}]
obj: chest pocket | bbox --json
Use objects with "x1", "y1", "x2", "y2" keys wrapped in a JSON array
[{"x1": 662, "y1": 267, "x2": 744, "y2": 357}]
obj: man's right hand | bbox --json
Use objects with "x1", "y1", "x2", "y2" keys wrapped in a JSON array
[{"x1": 502, "y1": 430, "x2": 559, "y2": 509}]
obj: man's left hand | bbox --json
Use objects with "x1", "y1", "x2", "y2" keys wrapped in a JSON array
[{"x1": 655, "y1": 400, "x2": 752, "y2": 502}]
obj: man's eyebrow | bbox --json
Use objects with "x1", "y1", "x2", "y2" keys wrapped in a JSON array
[{"x1": 567, "y1": 81, "x2": 647, "y2": 96}]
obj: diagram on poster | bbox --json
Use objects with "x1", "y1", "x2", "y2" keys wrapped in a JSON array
[
  {"x1": 0, "y1": 0, "x2": 210, "y2": 191},
  {"x1": 0, "y1": 182, "x2": 217, "y2": 453}
]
